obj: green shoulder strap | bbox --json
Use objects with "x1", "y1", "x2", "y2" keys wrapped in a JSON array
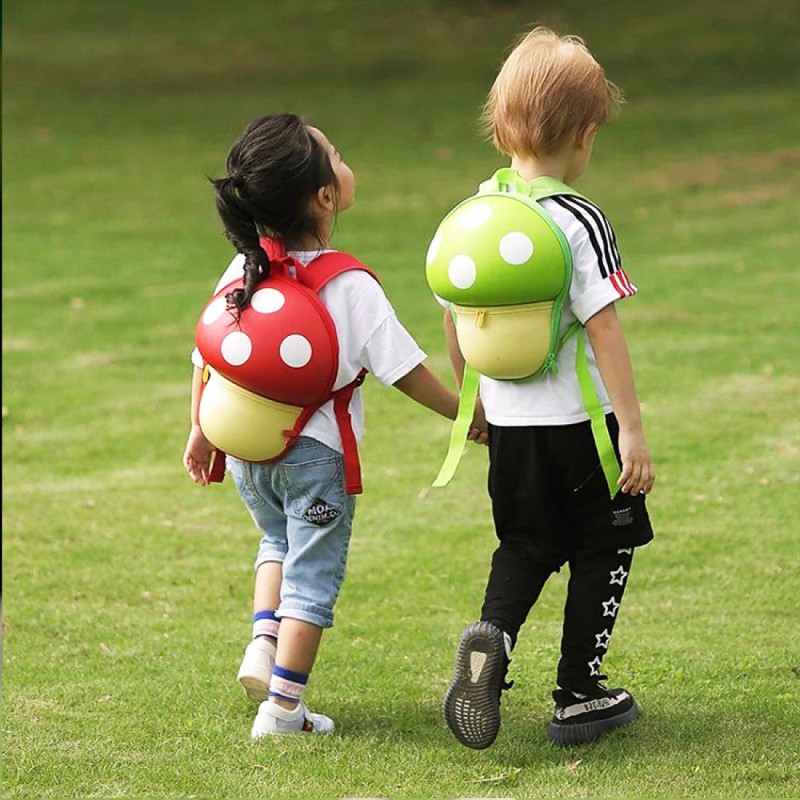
[
  {"x1": 480, "y1": 170, "x2": 585, "y2": 202},
  {"x1": 432, "y1": 329, "x2": 620, "y2": 496},
  {"x1": 562, "y1": 326, "x2": 622, "y2": 498},
  {"x1": 528, "y1": 175, "x2": 586, "y2": 202},
  {"x1": 532, "y1": 176, "x2": 621, "y2": 497},
  {"x1": 432, "y1": 356, "x2": 481, "y2": 488}
]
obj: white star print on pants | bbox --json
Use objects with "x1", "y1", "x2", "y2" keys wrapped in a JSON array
[{"x1": 602, "y1": 596, "x2": 620, "y2": 617}]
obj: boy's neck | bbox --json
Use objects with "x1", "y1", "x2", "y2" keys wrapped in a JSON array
[{"x1": 510, "y1": 154, "x2": 570, "y2": 183}]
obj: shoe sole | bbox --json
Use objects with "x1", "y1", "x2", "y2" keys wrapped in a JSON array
[
  {"x1": 442, "y1": 621, "x2": 505, "y2": 750},
  {"x1": 237, "y1": 640, "x2": 276, "y2": 703},
  {"x1": 548, "y1": 699, "x2": 639, "y2": 746},
  {"x1": 238, "y1": 675, "x2": 270, "y2": 703}
]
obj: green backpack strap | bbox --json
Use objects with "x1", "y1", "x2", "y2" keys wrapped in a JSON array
[
  {"x1": 479, "y1": 169, "x2": 584, "y2": 200},
  {"x1": 531, "y1": 178, "x2": 621, "y2": 496},
  {"x1": 528, "y1": 175, "x2": 586, "y2": 202},
  {"x1": 563, "y1": 324, "x2": 622, "y2": 497},
  {"x1": 433, "y1": 327, "x2": 621, "y2": 496},
  {"x1": 432, "y1": 359, "x2": 481, "y2": 488}
]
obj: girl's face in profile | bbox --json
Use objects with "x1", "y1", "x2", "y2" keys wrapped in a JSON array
[{"x1": 307, "y1": 126, "x2": 355, "y2": 212}]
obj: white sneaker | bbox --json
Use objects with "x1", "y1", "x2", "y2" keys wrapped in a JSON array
[
  {"x1": 251, "y1": 699, "x2": 335, "y2": 738},
  {"x1": 237, "y1": 638, "x2": 277, "y2": 702}
]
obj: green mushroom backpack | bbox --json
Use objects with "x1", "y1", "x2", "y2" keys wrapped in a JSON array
[{"x1": 425, "y1": 167, "x2": 621, "y2": 495}]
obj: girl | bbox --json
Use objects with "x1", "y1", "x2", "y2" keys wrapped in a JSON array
[{"x1": 183, "y1": 114, "x2": 485, "y2": 738}]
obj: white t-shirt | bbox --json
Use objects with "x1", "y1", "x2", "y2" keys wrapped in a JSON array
[
  {"x1": 192, "y1": 249, "x2": 426, "y2": 452},
  {"x1": 459, "y1": 194, "x2": 638, "y2": 426}
]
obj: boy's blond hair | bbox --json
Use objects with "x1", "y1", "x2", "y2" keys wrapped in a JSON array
[{"x1": 484, "y1": 26, "x2": 623, "y2": 157}]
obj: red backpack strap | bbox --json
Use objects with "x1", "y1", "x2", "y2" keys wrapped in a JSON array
[
  {"x1": 300, "y1": 252, "x2": 376, "y2": 495},
  {"x1": 331, "y1": 369, "x2": 367, "y2": 494},
  {"x1": 196, "y1": 366, "x2": 228, "y2": 483},
  {"x1": 260, "y1": 237, "x2": 286, "y2": 260},
  {"x1": 257, "y1": 240, "x2": 380, "y2": 289},
  {"x1": 276, "y1": 369, "x2": 367, "y2": 496},
  {"x1": 300, "y1": 251, "x2": 380, "y2": 291},
  {"x1": 208, "y1": 448, "x2": 227, "y2": 483}
]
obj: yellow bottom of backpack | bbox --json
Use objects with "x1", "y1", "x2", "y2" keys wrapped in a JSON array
[
  {"x1": 198, "y1": 368, "x2": 303, "y2": 462},
  {"x1": 453, "y1": 300, "x2": 554, "y2": 380}
]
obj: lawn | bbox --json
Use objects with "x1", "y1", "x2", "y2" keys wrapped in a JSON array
[{"x1": 3, "y1": 0, "x2": 799, "y2": 798}]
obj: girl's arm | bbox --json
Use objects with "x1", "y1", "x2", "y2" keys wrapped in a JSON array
[
  {"x1": 183, "y1": 366, "x2": 214, "y2": 485},
  {"x1": 392, "y1": 363, "x2": 459, "y2": 420},
  {"x1": 585, "y1": 304, "x2": 655, "y2": 495},
  {"x1": 392, "y1": 363, "x2": 487, "y2": 437}
]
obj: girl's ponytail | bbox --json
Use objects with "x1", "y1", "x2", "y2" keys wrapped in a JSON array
[{"x1": 210, "y1": 174, "x2": 269, "y2": 317}]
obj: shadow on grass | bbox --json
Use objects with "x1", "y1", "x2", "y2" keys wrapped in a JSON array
[{"x1": 325, "y1": 693, "x2": 762, "y2": 764}]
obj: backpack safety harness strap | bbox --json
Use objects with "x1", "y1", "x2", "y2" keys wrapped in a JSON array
[
  {"x1": 432, "y1": 359, "x2": 481, "y2": 489},
  {"x1": 205, "y1": 368, "x2": 367, "y2": 494},
  {"x1": 208, "y1": 444, "x2": 227, "y2": 483},
  {"x1": 202, "y1": 362, "x2": 229, "y2": 484},
  {"x1": 276, "y1": 368, "x2": 367, "y2": 496},
  {"x1": 567, "y1": 326, "x2": 622, "y2": 498},
  {"x1": 331, "y1": 369, "x2": 367, "y2": 495}
]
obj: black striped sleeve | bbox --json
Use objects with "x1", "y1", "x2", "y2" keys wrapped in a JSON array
[{"x1": 549, "y1": 195, "x2": 622, "y2": 280}]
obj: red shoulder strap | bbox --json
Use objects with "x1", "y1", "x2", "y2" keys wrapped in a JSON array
[
  {"x1": 277, "y1": 368, "x2": 367, "y2": 495},
  {"x1": 258, "y1": 237, "x2": 379, "y2": 289},
  {"x1": 301, "y1": 251, "x2": 380, "y2": 292},
  {"x1": 300, "y1": 251, "x2": 377, "y2": 495},
  {"x1": 261, "y1": 237, "x2": 286, "y2": 260},
  {"x1": 208, "y1": 447, "x2": 227, "y2": 483},
  {"x1": 331, "y1": 370, "x2": 367, "y2": 494}
]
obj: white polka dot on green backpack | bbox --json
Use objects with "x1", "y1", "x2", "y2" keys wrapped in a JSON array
[{"x1": 425, "y1": 169, "x2": 569, "y2": 308}]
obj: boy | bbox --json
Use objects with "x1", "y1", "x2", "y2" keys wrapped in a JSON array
[{"x1": 441, "y1": 27, "x2": 656, "y2": 749}]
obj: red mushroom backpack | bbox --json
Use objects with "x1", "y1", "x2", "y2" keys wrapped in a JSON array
[{"x1": 194, "y1": 237, "x2": 379, "y2": 494}]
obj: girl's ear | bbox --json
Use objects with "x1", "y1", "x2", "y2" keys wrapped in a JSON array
[{"x1": 316, "y1": 184, "x2": 336, "y2": 212}]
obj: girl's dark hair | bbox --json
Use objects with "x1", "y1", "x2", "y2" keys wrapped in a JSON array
[{"x1": 210, "y1": 113, "x2": 338, "y2": 315}]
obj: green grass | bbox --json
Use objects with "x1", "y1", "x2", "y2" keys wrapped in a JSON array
[{"x1": 3, "y1": 0, "x2": 799, "y2": 797}]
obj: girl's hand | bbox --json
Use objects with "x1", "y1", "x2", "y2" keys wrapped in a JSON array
[
  {"x1": 617, "y1": 426, "x2": 655, "y2": 495},
  {"x1": 183, "y1": 425, "x2": 214, "y2": 485}
]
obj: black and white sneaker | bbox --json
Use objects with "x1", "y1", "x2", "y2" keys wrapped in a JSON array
[
  {"x1": 548, "y1": 685, "x2": 638, "y2": 746},
  {"x1": 442, "y1": 621, "x2": 512, "y2": 750}
]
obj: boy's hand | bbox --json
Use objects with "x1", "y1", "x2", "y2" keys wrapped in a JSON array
[
  {"x1": 617, "y1": 426, "x2": 655, "y2": 495},
  {"x1": 467, "y1": 397, "x2": 489, "y2": 445},
  {"x1": 467, "y1": 427, "x2": 489, "y2": 445},
  {"x1": 183, "y1": 425, "x2": 214, "y2": 485}
]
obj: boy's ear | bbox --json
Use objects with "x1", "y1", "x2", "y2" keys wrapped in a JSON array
[
  {"x1": 578, "y1": 124, "x2": 599, "y2": 149},
  {"x1": 316, "y1": 185, "x2": 336, "y2": 212}
]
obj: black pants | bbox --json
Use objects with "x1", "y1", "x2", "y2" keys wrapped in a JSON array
[{"x1": 480, "y1": 418, "x2": 653, "y2": 695}]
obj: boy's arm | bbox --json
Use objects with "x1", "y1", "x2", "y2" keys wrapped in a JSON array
[
  {"x1": 183, "y1": 366, "x2": 215, "y2": 485},
  {"x1": 442, "y1": 309, "x2": 488, "y2": 444},
  {"x1": 585, "y1": 304, "x2": 655, "y2": 495},
  {"x1": 444, "y1": 309, "x2": 466, "y2": 387}
]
